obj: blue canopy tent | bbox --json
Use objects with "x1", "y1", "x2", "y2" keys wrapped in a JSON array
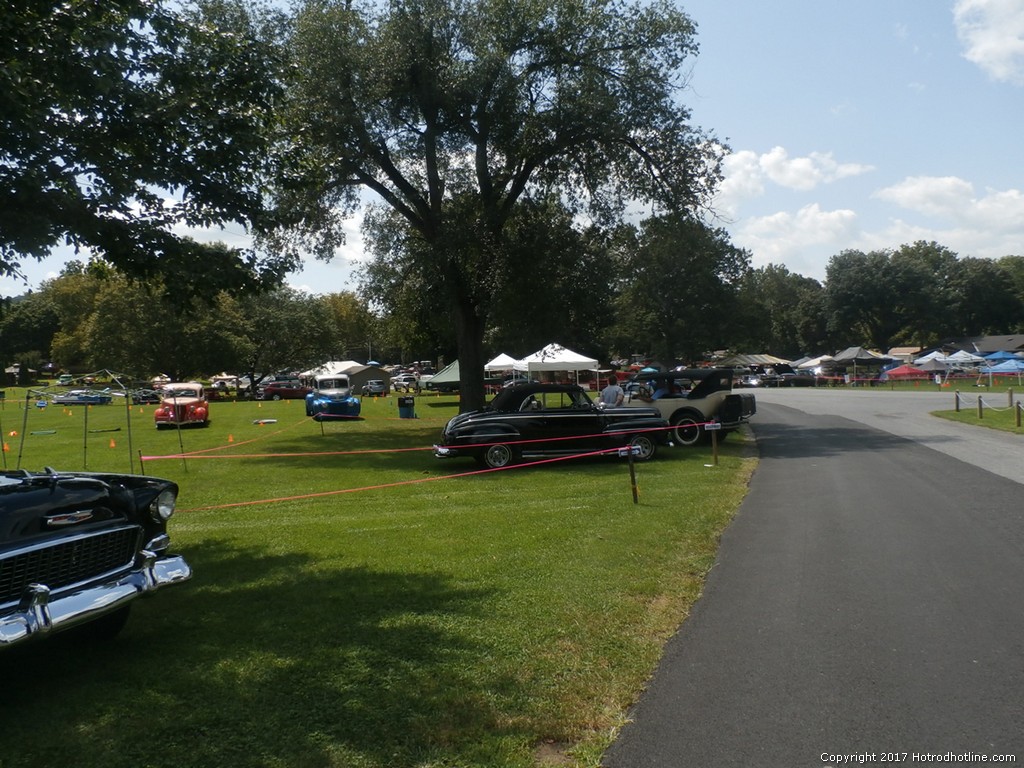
[
  {"x1": 985, "y1": 359, "x2": 1024, "y2": 372},
  {"x1": 982, "y1": 358, "x2": 1024, "y2": 385}
]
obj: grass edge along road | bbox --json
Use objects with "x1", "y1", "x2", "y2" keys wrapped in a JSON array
[
  {"x1": 934, "y1": 391, "x2": 1024, "y2": 435},
  {"x1": 0, "y1": 391, "x2": 755, "y2": 768}
]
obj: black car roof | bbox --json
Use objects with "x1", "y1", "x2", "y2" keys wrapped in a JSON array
[{"x1": 489, "y1": 382, "x2": 587, "y2": 410}]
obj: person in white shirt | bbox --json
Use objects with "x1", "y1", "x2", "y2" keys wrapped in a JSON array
[{"x1": 599, "y1": 377, "x2": 625, "y2": 406}]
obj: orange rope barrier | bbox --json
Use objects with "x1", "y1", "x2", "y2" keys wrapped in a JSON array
[{"x1": 179, "y1": 445, "x2": 622, "y2": 513}]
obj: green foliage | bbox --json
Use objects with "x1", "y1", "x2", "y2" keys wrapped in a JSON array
[
  {"x1": 0, "y1": 393, "x2": 755, "y2": 767},
  {"x1": 611, "y1": 214, "x2": 749, "y2": 363},
  {"x1": 1, "y1": 0, "x2": 289, "y2": 302},
  {"x1": 230, "y1": 287, "x2": 347, "y2": 392},
  {"x1": 8, "y1": 268, "x2": 372, "y2": 381},
  {"x1": 0, "y1": 291, "x2": 61, "y2": 366},
  {"x1": 361, "y1": 197, "x2": 617, "y2": 362},
  {"x1": 734, "y1": 264, "x2": 829, "y2": 358},
  {"x1": 273, "y1": 0, "x2": 723, "y2": 408},
  {"x1": 824, "y1": 242, "x2": 1024, "y2": 350}
]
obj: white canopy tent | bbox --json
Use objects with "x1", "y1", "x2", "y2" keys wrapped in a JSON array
[
  {"x1": 914, "y1": 351, "x2": 949, "y2": 365},
  {"x1": 484, "y1": 353, "x2": 520, "y2": 371},
  {"x1": 797, "y1": 355, "x2": 834, "y2": 370},
  {"x1": 946, "y1": 350, "x2": 986, "y2": 365},
  {"x1": 513, "y1": 343, "x2": 598, "y2": 382},
  {"x1": 300, "y1": 360, "x2": 362, "y2": 378}
]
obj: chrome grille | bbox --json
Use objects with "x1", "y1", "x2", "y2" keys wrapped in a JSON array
[{"x1": 0, "y1": 526, "x2": 140, "y2": 607}]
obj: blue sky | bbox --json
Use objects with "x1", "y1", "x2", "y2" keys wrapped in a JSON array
[
  {"x1": 3, "y1": 0, "x2": 1022, "y2": 297},
  {"x1": 681, "y1": 0, "x2": 1024, "y2": 280}
]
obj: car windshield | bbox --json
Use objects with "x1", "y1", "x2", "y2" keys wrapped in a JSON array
[
  {"x1": 491, "y1": 385, "x2": 593, "y2": 411},
  {"x1": 318, "y1": 379, "x2": 349, "y2": 389}
]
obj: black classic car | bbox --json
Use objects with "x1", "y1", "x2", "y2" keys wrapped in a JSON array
[
  {"x1": 0, "y1": 468, "x2": 192, "y2": 649},
  {"x1": 624, "y1": 368, "x2": 756, "y2": 446},
  {"x1": 434, "y1": 383, "x2": 669, "y2": 468}
]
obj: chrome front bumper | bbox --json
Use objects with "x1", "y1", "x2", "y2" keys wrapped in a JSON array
[{"x1": 0, "y1": 551, "x2": 192, "y2": 648}]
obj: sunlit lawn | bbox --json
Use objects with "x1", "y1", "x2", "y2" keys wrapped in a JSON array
[
  {"x1": 933, "y1": 400, "x2": 1024, "y2": 435},
  {"x1": 0, "y1": 389, "x2": 755, "y2": 768}
]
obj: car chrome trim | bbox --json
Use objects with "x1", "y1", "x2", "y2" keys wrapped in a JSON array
[
  {"x1": 0, "y1": 552, "x2": 191, "y2": 648},
  {"x1": 45, "y1": 510, "x2": 95, "y2": 527}
]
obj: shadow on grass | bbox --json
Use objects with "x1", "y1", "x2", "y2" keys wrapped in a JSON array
[{"x1": 0, "y1": 540, "x2": 517, "y2": 768}]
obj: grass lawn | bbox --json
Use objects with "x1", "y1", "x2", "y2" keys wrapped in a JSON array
[
  {"x1": 0, "y1": 389, "x2": 756, "y2": 768},
  {"x1": 932, "y1": 395, "x2": 1024, "y2": 435}
]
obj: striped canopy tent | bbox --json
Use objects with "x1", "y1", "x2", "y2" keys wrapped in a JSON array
[
  {"x1": 946, "y1": 350, "x2": 986, "y2": 365},
  {"x1": 797, "y1": 355, "x2": 834, "y2": 370},
  {"x1": 717, "y1": 353, "x2": 791, "y2": 368}
]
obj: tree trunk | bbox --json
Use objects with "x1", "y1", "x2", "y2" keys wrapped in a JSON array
[{"x1": 454, "y1": 300, "x2": 487, "y2": 412}]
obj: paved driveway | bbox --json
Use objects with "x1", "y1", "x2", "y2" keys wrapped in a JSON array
[
  {"x1": 749, "y1": 387, "x2": 1022, "y2": 484},
  {"x1": 603, "y1": 389, "x2": 1023, "y2": 768}
]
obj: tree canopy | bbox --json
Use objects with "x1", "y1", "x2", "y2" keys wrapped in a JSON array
[
  {"x1": 270, "y1": 0, "x2": 724, "y2": 409},
  {"x1": 610, "y1": 214, "x2": 749, "y2": 364},
  {"x1": 1, "y1": 0, "x2": 290, "y2": 303},
  {"x1": 824, "y1": 242, "x2": 1024, "y2": 351}
]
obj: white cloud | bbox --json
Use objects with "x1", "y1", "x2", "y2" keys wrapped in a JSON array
[
  {"x1": 731, "y1": 203, "x2": 859, "y2": 275},
  {"x1": 715, "y1": 147, "x2": 873, "y2": 216},
  {"x1": 875, "y1": 175, "x2": 1024, "y2": 232},
  {"x1": 760, "y1": 147, "x2": 872, "y2": 191},
  {"x1": 716, "y1": 150, "x2": 765, "y2": 216},
  {"x1": 954, "y1": 0, "x2": 1024, "y2": 85}
]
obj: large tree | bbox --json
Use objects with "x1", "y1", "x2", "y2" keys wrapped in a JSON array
[
  {"x1": 735, "y1": 264, "x2": 828, "y2": 359},
  {"x1": 946, "y1": 257, "x2": 1024, "y2": 337},
  {"x1": 1, "y1": 0, "x2": 289, "y2": 303},
  {"x1": 610, "y1": 214, "x2": 749, "y2": 365},
  {"x1": 359, "y1": 197, "x2": 616, "y2": 363},
  {"x1": 824, "y1": 247, "x2": 940, "y2": 351},
  {"x1": 269, "y1": 0, "x2": 724, "y2": 409}
]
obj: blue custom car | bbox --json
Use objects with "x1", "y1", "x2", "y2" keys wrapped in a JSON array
[
  {"x1": 305, "y1": 374, "x2": 362, "y2": 420},
  {"x1": 434, "y1": 383, "x2": 669, "y2": 468}
]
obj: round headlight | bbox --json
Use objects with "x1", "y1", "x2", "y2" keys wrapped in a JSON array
[{"x1": 151, "y1": 488, "x2": 177, "y2": 521}]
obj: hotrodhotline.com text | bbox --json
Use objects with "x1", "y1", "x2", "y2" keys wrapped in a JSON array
[{"x1": 822, "y1": 754, "x2": 1016, "y2": 765}]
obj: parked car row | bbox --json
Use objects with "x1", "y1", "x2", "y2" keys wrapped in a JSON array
[
  {"x1": 258, "y1": 380, "x2": 312, "y2": 400},
  {"x1": 434, "y1": 368, "x2": 756, "y2": 468},
  {"x1": 736, "y1": 370, "x2": 819, "y2": 387}
]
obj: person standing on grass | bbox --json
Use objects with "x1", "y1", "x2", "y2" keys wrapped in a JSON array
[{"x1": 599, "y1": 376, "x2": 625, "y2": 406}]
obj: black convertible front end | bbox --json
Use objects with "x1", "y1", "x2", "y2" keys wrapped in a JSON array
[{"x1": 0, "y1": 468, "x2": 191, "y2": 649}]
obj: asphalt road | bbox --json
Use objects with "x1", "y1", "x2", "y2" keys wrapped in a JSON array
[{"x1": 602, "y1": 388, "x2": 1024, "y2": 768}]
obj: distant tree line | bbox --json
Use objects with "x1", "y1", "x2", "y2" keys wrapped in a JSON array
[{"x1": 3, "y1": 237, "x2": 1022, "y2": 385}]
